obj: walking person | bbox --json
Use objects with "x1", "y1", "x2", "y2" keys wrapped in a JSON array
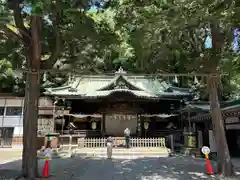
[{"x1": 124, "y1": 128, "x2": 131, "y2": 148}]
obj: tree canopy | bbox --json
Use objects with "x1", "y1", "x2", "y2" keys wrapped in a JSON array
[
  {"x1": 1, "y1": 0, "x2": 240, "y2": 178},
  {"x1": 1, "y1": 0, "x2": 239, "y2": 99}
]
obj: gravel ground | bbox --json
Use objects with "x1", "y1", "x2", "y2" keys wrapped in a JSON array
[{"x1": 1, "y1": 153, "x2": 240, "y2": 180}]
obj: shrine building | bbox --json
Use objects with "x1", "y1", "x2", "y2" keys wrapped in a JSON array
[
  {"x1": 0, "y1": 67, "x2": 239, "y2": 157},
  {"x1": 44, "y1": 67, "x2": 192, "y2": 138}
]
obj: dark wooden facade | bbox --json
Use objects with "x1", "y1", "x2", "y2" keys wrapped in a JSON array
[
  {"x1": 46, "y1": 68, "x2": 192, "y2": 138},
  {"x1": 55, "y1": 92, "x2": 184, "y2": 137}
]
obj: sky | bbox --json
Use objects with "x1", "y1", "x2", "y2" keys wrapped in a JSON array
[
  {"x1": 205, "y1": 29, "x2": 239, "y2": 52},
  {"x1": 233, "y1": 29, "x2": 239, "y2": 53},
  {"x1": 204, "y1": 35, "x2": 212, "y2": 49}
]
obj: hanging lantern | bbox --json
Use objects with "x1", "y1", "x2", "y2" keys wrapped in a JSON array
[
  {"x1": 144, "y1": 121, "x2": 149, "y2": 130},
  {"x1": 91, "y1": 121, "x2": 97, "y2": 130}
]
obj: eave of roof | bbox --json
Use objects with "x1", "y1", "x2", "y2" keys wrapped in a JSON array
[{"x1": 44, "y1": 68, "x2": 192, "y2": 98}]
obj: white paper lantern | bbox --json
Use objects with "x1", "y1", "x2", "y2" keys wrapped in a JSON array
[
  {"x1": 91, "y1": 121, "x2": 97, "y2": 130},
  {"x1": 144, "y1": 121, "x2": 149, "y2": 130}
]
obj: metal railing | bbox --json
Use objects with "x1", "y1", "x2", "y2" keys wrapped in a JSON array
[{"x1": 77, "y1": 137, "x2": 166, "y2": 148}]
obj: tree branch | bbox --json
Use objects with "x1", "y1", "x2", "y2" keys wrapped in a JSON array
[
  {"x1": 41, "y1": 1, "x2": 61, "y2": 69},
  {"x1": 12, "y1": 3, "x2": 30, "y2": 45},
  {"x1": 0, "y1": 24, "x2": 23, "y2": 40}
]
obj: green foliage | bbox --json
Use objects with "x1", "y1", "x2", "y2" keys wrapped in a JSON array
[
  {"x1": 0, "y1": 0, "x2": 124, "y2": 92},
  {"x1": 0, "y1": 0, "x2": 240, "y2": 100},
  {"x1": 107, "y1": 0, "x2": 240, "y2": 99},
  {"x1": 0, "y1": 59, "x2": 15, "y2": 92}
]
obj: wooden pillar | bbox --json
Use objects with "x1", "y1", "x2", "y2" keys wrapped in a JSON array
[
  {"x1": 101, "y1": 115, "x2": 103, "y2": 134},
  {"x1": 137, "y1": 114, "x2": 141, "y2": 136},
  {"x1": 170, "y1": 134, "x2": 174, "y2": 153},
  {"x1": 193, "y1": 123, "x2": 196, "y2": 132},
  {"x1": 101, "y1": 114, "x2": 105, "y2": 137},
  {"x1": 197, "y1": 130, "x2": 203, "y2": 148}
]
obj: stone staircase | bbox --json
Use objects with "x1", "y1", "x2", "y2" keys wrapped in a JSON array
[
  {"x1": 180, "y1": 147, "x2": 202, "y2": 158},
  {"x1": 65, "y1": 147, "x2": 170, "y2": 159}
]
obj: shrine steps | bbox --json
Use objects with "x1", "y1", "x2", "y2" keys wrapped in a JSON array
[{"x1": 61, "y1": 147, "x2": 170, "y2": 158}]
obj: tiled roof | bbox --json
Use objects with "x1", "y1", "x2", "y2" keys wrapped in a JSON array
[
  {"x1": 188, "y1": 99, "x2": 240, "y2": 121},
  {"x1": 44, "y1": 68, "x2": 191, "y2": 99}
]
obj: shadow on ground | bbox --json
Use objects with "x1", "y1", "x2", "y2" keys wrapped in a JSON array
[{"x1": 1, "y1": 155, "x2": 240, "y2": 180}]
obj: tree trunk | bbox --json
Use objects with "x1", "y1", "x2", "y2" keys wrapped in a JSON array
[
  {"x1": 21, "y1": 80, "x2": 29, "y2": 177},
  {"x1": 208, "y1": 75, "x2": 234, "y2": 176},
  {"x1": 21, "y1": 15, "x2": 41, "y2": 179}
]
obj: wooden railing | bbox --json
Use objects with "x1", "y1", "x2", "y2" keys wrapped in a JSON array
[
  {"x1": 77, "y1": 137, "x2": 166, "y2": 148},
  {"x1": 78, "y1": 138, "x2": 106, "y2": 148},
  {"x1": 131, "y1": 137, "x2": 165, "y2": 147}
]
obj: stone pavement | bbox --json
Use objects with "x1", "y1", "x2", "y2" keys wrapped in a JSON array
[
  {"x1": 65, "y1": 147, "x2": 169, "y2": 158},
  {"x1": 1, "y1": 154, "x2": 240, "y2": 180},
  {"x1": 1, "y1": 148, "x2": 240, "y2": 180},
  {"x1": 0, "y1": 148, "x2": 22, "y2": 164}
]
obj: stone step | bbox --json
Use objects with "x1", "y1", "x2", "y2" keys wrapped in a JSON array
[
  {"x1": 76, "y1": 148, "x2": 167, "y2": 153},
  {"x1": 180, "y1": 147, "x2": 201, "y2": 157},
  {"x1": 86, "y1": 154, "x2": 169, "y2": 159},
  {"x1": 61, "y1": 147, "x2": 168, "y2": 151},
  {"x1": 51, "y1": 147, "x2": 169, "y2": 159},
  {"x1": 60, "y1": 152, "x2": 169, "y2": 159},
  {"x1": 75, "y1": 151, "x2": 169, "y2": 155},
  {"x1": 60, "y1": 147, "x2": 169, "y2": 158}
]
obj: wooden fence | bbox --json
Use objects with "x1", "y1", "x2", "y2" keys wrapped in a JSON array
[{"x1": 77, "y1": 137, "x2": 166, "y2": 148}]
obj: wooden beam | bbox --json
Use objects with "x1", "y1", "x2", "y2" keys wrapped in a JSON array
[{"x1": 14, "y1": 68, "x2": 228, "y2": 77}]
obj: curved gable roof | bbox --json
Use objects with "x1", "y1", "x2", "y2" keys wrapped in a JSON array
[{"x1": 44, "y1": 68, "x2": 191, "y2": 98}]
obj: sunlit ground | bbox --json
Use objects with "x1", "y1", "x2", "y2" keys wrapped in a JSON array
[{"x1": 1, "y1": 150, "x2": 240, "y2": 180}]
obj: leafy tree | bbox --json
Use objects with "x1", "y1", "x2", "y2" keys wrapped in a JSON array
[
  {"x1": 1, "y1": 0, "x2": 240, "y2": 177},
  {"x1": 106, "y1": 0, "x2": 239, "y2": 176},
  {"x1": 1, "y1": 0, "x2": 120, "y2": 178},
  {"x1": 0, "y1": 59, "x2": 15, "y2": 92}
]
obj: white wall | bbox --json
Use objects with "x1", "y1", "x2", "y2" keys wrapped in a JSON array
[{"x1": 0, "y1": 96, "x2": 53, "y2": 136}]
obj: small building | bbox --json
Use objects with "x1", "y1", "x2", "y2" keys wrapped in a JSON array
[
  {"x1": 44, "y1": 67, "x2": 192, "y2": 138},
  {"x1": 187, "y1": 100, "x2": 240, "y2": 157},
  {"x1": 0, "y1": 95, "x2": 56, "y2": 146}
]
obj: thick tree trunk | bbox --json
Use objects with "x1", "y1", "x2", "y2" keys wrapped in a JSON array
[
  {"x1": 22, "y1": 73, "x2": 40, "y2": 179},
  {"x1": 21, "y1": 16, "x2": 41, "y2": 179},
  {"x1": 22, "y1": 81, "x2": 29, "y2": 177},
  {"x1": 208, "y1": 75, "x2": 234, "y2": 176}
]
